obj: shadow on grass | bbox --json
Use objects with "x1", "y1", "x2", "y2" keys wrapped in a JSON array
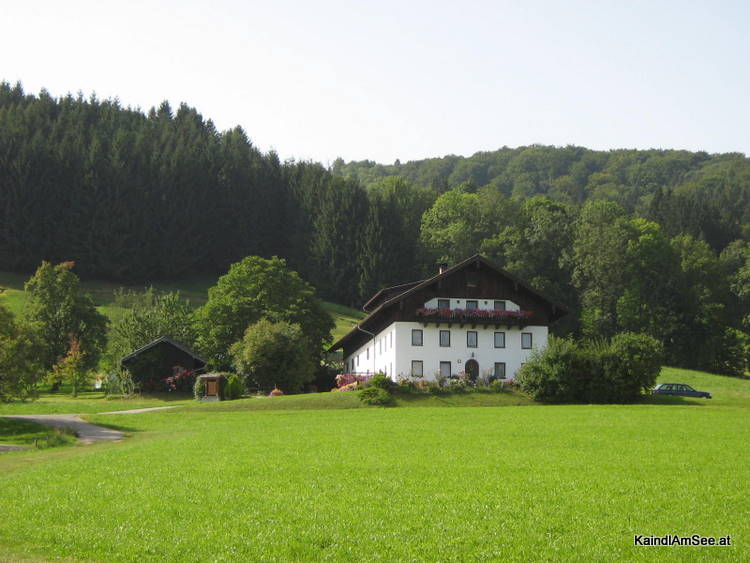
[
  {"x1": 27, "y1": 390, "x2": 193, "y2": 402},
  {"x1": 0, "y1": 417, "x2": 48, "y2": 438},
  {"x1": 637, "y1": 394, "x2": 706, "y2": 406},
  {"x1": 82, "y1": 420, "x2": 141, "y2": 434},
  {"x1": 81, "y1": 413, "x2": 142, "y2": 434},
  {"x1": 0, "y1": 418, "x2": 77, "y2": 449}
]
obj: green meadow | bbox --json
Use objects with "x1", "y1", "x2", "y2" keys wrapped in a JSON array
[{"x1": 1, "y1": 369, "x2": 747, "y2": 562}]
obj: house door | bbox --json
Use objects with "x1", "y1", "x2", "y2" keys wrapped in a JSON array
[
  {"x1": 465, "y1": 359, "x2": 479, "y2": 381},
  {"x1": 206, "y1": 380, "x2": 218, "y2": 396}
]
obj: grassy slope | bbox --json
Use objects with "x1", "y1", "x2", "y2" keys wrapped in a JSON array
[
  {"x1": 0, "y1": 418, "x2": 51, "y2": 446},
  {"x1": 0, "y1": 368, "x2": 748, "y2": 561},
  {"x1": 0, "y1": 271, "x2": 364, "y2": 343}
]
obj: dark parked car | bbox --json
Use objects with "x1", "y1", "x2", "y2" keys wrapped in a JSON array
[{"x1": 652, "y1": 383, "x2": 712, "y2": 399}]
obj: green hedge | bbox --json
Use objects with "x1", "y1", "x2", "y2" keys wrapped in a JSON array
[{"x1": 517, "y1": 333, "x2": 663, "y2": 403}]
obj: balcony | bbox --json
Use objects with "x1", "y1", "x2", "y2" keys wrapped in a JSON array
[{"x1": 415, "y1": 307, "x2": 533, "y2": 328}]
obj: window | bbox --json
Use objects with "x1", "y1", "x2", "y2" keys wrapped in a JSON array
[
  {"x1": 467, "y1": 331, "x2": 478, "y2": 348},
  {"x1": 494, "y1": 300, "x2": 506, "y2": 311},
  {"x1": 411, "y1": 360, "x2": 423, "y2": 377},
  {"x1": 366, "y1": 347, "x2": 370, "y2": 359},
  {"x1": 521, "y1": 332, "x2": 533, "y2": 349},
  {"x1": 437, "y1": 298, "x2": 450, "y2": 310},
  {"x1": 439, "y1": 330, "x2": 451, "y2": 347},
  {"x1": 379, "y1": 339, "x2": 382, "y2": 354},
  {"x1": 466, "y1": 300, "x2": 478, "y2": 310},
  {"x1": 356, "y1": 355, "x2": 360, "y2": 367},
  {"x1": 389, "y1": 332, "x2": 392, "y2": 348},
  {"x1": 412, "y1": 329, "x2": 423, "y2": 346},
  {"x1": 494, "y1": 362, "x2": 506, "y2": 379},
  {"x1": 440, "y1": 361, "x2": 451, "y2": 378},
  {"x1": 494, "y1": 331, "x2": 506, "y2": 348}
]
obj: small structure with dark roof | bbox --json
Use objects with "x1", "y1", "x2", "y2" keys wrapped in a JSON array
[
  {"x1": 197, "y1": 373, "x2": 226, "y2": 401},
  {"x1": 121, "y1": 337, "x2": 206, "y2": 390}
]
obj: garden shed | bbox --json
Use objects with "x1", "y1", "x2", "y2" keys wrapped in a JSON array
[
  {"x1": 197, "y1": 373, "x2": 226, "y2": 401},
  {"x1": 120, "y1": 336, "x2": 206, "y2": 390}
]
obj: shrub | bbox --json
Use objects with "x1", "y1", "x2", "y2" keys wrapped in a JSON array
[
  {"x1": 106, "y1": 368, "x2": 136, "y2": 397},
  {"x1": 162, "y1": 365, "x2": 196, "y2": 393},
  {"x1": 35, "y1": 427, "x2": 77, "y2": 449},
  {"x1": 425, "y1": 380, "x2": 449, "y2": 396},
  {"x1": 433, "y1": 373, "x2": 448, "y2": 389},
  {"x1": 713, "y1": 328, "x2": 749, "y2": 377},
  {"x1": 517, "y1": 333, "x2": 663, "y2": 403},
  {"x1": 516, "y1": 337, "x2": 583, "y2": 403},
  {"x1": 367, "y1": 373, "x2": 393, "y2": 391},
  {"x1": 0, "y1": 303, "x2": 45, "y2": 401},
  {"x1": 601, "y1": 332, "x2": 663, "y2": 402},
  {"x1": 193, "y1": 377, "x2": 206, "y2": 401},
  {"x1": 490, "y1": 379, "x2": 510, "y2": 393},
  {"x1": 447, "y1": 375, "x2": 471, "y2": 393},
  {"x1": 394, "y1": 374, "x2": 427, "y2": 394},
  {"x1": 357, "y1": 386, "x2": 394, "y2": 406},
  {"x1": 230, "y1": 319, "x2": 315, "y2": 394},
  {"x1": 224, "y1": 374, "x2": 245, "y2": 400},
  {"x1": 332, "y1": 381, "x2": 360, "y2": 392}
]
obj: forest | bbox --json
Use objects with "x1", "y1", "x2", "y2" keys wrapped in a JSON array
[{"x1": 2, "y1": 81, "x2": 750, "y2": 375}]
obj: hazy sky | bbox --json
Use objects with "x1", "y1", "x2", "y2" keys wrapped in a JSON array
[{"x1": 1, "y1": 0, "x2": 748, "y2": 164}]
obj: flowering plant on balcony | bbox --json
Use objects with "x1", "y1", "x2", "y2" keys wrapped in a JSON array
[{"x1": 415, "y1": 308, "x2": 533, "y2": 321}]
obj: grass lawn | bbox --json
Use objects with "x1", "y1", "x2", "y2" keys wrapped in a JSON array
[
  {"x1": 0, "y1": 418, "x2": 54, "y2": 446},
  {"x1": 0, "y1": 391, "x2": 192, "y2": 416},
  {"x1": 1, "y1": 368, "x2": 747, "y2": 561}
]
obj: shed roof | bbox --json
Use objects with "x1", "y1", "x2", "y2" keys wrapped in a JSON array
[{"x1": 120, "y1": 336, "x2": 207, "y2": 368}]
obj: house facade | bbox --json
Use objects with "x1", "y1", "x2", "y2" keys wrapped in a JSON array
[{"x1": 329, "y1": 255, "x2": 566, "y2": 381}]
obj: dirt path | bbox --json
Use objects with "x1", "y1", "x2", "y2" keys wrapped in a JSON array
[
  {"x1": 97, "y1": 405, "x2": 177, "y2": 415},
  {"x1": 0, "y1": 444, "x2": 30, "y2": 452},
  {"x1": 1, "y1": 405, "x2": 177, "y2": 448},
  {"x1": 3, "y1": 414, "x2": 125, "y2": 444}
]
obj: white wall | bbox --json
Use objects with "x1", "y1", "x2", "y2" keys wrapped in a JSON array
[
  {"x1": 344, "y1": 321, "x2": 548, "y2": 381},
  {"x1": 392, "y1": 322, "x2": 547, "y2": 380},
  {"x1": 344, "y1": 325, "x2": 397, "y2": 378},
  {"x1": 422, "y1": 297, "x2": 520, "y2": 312}
]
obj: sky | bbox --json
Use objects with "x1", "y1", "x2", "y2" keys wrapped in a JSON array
[{"x1": 1, "y1": 0, "x2": 748, "y2": 164}]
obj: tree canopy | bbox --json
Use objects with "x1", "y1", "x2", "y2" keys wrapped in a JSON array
[
  {"x1": 194, "y1": 256, "x2": 333, "y2": 369},
  {"x1": 24, "y1": 261, "x2": 108, "y2": 375},
  {"x1": 3, "y1": 81, "x2": 750, "y2": 377}
]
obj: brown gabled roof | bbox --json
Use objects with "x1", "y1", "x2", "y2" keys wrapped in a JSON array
[
  {"x1": 121, "y1": 336, "x2": 206, "y2": 368},
  {"x1": 362, "y1": 279, "x2": 424, "y2": 311},
  {"x1": 328, "y1": 254, "x2": 568, "y2": 353}
]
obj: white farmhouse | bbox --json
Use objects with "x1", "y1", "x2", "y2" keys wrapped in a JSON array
[{"x1": 329, "y1": 255, "x2": 567, "y2": 381}]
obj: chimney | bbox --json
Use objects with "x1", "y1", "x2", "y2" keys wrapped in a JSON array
[{"x1": 438, "y1": 262, "x2": 448, "y2": 274}]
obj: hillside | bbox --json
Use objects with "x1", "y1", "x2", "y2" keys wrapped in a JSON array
[
  {"x1": 0, "y1": 271, "x2": 364, "y2": 344},
  {"x1": 3, "y1": 84, "x2": 750, "y2": 377}
]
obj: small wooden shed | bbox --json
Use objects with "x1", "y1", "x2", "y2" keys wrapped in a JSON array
[{"x1": 198, "y1": 373, "x2": 226, "y2": 401}]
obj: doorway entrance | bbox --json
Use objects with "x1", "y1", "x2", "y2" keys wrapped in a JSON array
[{"x1": 465, "y1": 359, "x2": 479, "y2": 381}]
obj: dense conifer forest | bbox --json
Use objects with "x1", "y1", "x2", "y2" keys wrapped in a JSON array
[{"x1": 3, "y1": 81, "x2": 750, "y2": 373}]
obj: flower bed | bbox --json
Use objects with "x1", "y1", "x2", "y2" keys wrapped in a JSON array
[
  {"x1": 333, "y1": 373, "x2": 372, "y2": 391},
  {"x1": 415, "y1": 308, "x2": 533, "y2": 321}
]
